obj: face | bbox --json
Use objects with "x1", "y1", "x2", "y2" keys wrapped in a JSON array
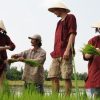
[
  {"x1": 52, "y1": 8, "x2": 63, "y2": 17},
  {"x1": 31, "y1": 39, "x2": 39, "y2": 47},
  {"x1": 98, "y1": 28, "x2": 100, "y2": 33},
  {"x1": 95, "y1": 28, "x2": 100, "y2": 33}
]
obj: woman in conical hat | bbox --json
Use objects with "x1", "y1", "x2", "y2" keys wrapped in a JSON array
[
  {"x1": 83, "y1": 22, "x2": 100, "y2": 99},
  {"x1": 0, "y1": 20, "x2": 15, "y2": 88}
]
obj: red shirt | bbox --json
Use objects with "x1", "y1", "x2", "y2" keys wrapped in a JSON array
[
  {"x1": 0, "y1": 33, "x2": 15, "y2": 75},
  {"x1": 50, "y1": 14, "x2": 77, "y2": 58},
  {"x1": 85, "y1": 35, "x2": 100, "y2": 88}
]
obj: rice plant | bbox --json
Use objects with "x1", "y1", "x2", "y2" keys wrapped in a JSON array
[
  {"x1": 81, "y1": 44, "x2": 100, "y2": 56},
  {"x1": 23, "y1": 59, "x2": 40, "y2": 67},
  {"x1": 8, "y1": 58, "x2": 40, "y2": 67},
  {"x1": 0, "y1": 81, "x2": 100, "y2": 100}
]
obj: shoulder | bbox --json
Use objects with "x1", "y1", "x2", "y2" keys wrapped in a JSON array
[
  {"x1": 39, "y1": 48, "x2": 46, "y2": 54},
  {"x1": 88, "y1": 35, "x2": 99, "y2": 44},
  {"x1": 67, "y1": 14, "x2": 76, "y2": 19},
  {"x1": 22, "y1": 49, "x2": 31, "y2": 54},
  {"x1": 89, "y1": 35, "x2": 98, "y2": 41},
  {"x1": 65, "y1": 14, "x2": 77, "y2": 23}
]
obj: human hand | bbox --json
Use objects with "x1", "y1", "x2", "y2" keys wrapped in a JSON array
[
  {"x1": 17, "y1": 57, "x2": 24, "y2": 62},
  {"x1": 5, "y1": 46, "x2": 11, "y2": 49},
  {"x1": 84, "y1": 53, "x2": 93, "y2": 59},
  {"x1": 0, "y1": 46, "x2": 10, "y2": 51},
  {"x1": 63, "y1": 50, "x2": 70, "y2": 60},
  {"x1": 11, "y1": 54, "x2": 19, "y2": 59},
  {"x1": 96, "y1": 48, "x2": 100, "y2": 53}
]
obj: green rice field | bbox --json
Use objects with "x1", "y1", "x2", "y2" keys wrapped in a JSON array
[{"x1": 0, "y1": 80, "x2": 98, "y2": 100}]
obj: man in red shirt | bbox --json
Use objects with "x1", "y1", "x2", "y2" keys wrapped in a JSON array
[
  {"x1": 48, "y1": 2, "x2": 77, "y2": 96},
  {"x1": 0, "y1": 20, "x2": 15, "y2": 88},
  {"x1": 83, "y1": 22, "x2": 100, "y2": 99}
]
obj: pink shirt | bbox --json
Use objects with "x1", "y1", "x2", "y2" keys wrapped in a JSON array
[
  {"x1": 51, "y1": 14, "x2": 77, "y2": 58},
  {"x1": 84, "y1": 35, "x2": 100, "y2": 88}
]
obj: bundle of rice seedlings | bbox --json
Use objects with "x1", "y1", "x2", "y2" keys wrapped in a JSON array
[
  {"x1": 81, "y1": 44, "x2": 100, "y2": 56},
  {"x1": 8, "y1": 59, "x2": 40, "y2": 67},
  {"x1": 23, "y1": 59, "x2": 40, "y2": 67}
]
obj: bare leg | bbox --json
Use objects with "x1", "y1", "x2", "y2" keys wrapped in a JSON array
[
  {"x1": 51, "y1": 77, "x2": 59, "y2": 93},
  {"x1": 65, "y1": 79, "x2": 72, "y2": 96}
]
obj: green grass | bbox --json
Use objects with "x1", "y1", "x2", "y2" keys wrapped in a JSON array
[
  {"x1": 0, "y1": 89, "x2": 89, "y2": 100},
  {"x1": 8, "y1": 80, "x2": 85, "y2": 88}
]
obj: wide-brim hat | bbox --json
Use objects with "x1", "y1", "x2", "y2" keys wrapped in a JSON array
[
  {"x1": 91, "y1": 22, "x2": 100, "y2": 28},
  {"x1": 0, "y1": 20, "x2": 6, "y2": 31},
  {"x1": 48, "y1": 2, "x2": 70, "y2": 13},
  {"x1": 28, "y1": 34, "x2": 41, "y2": 41}
]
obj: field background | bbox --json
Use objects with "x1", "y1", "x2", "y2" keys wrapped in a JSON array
[{"x1": 8, "y1": 80, "x2": 85, "y2": 88}]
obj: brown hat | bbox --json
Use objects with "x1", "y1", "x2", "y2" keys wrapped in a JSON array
[
  {"x1": 91, "y1": 22, "x2": 100, "y2": 28},
  {"x1": 0, "y1": 20, "x2": 6, "y2": 31},
  {"x1": 48, "y1": 2, "x2": 70, "y2": 13},
  {"x1": 28, "y1": 34, "x2": 41, "y2": 41}
]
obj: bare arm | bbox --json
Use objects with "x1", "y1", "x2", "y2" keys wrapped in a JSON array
[
  {"x1": 0, "y1": 46, "x2": 11, "y2": 51},
  {"x1": 63, "y1": 33, "x2": 76, "y2": 59}
]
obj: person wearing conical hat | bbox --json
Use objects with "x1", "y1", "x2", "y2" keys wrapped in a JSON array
[
  {"x1": 47, "y1": 1, "x2": 77, "y2": 96},
  {"x1": 0, "y1": 20, "x2": 15, "y2": 88},
  {"x1": 83, "y1": 22, "x2": 100, "y2": 99}
]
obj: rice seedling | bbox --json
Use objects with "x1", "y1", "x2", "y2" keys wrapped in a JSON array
[
  {"x1": 8, "y1": 58, "x2": 40, "y2": 67},
  {"x1": 71, "y1": 46, "x2": 79, "y2": 100},
  {"x1": 0, "y1": 81, "x2": 100, "y2": 100},
  {"x1": 23, "y1": 59, "x2": 40, "y2": 67},
  {"x1": 81, "y1": 44, "x2": 100, "y2": 56}
]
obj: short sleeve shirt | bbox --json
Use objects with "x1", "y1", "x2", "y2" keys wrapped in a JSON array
[{"x1": 51, "y1": 14, "x2": 77, "y2": 58}]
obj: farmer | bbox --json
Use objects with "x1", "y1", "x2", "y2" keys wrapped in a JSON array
[
  {"x1": 11, "y1": 34, "x2": 46, "y2": 94},
  {"x1": 47, "y1": 1, "x2": 77, "y2": 96},
  {"x1": 83, "y1": 22, "x2": 100, "y2": 99},
  {"x1": 0, "y1": 20, "x2": 15, "y2": 88}
]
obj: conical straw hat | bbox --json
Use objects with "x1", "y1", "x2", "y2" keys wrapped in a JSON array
[
  {"x1": 48, "y1": 2, "x2": 70, "y2": 13},
  {"x1": 91, "y1": 22, "x2": 100, "y2": 28},
  {"x1": 0, "y1": 20, "x2": 6, "y2": 31}
]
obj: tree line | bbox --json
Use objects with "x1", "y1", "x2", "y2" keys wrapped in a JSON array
[{"x1": 6, "y1": 67, "x2": 87, "y2": 81}]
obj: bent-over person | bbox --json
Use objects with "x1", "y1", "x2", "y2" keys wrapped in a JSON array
[{"x1": 0, "y1": 20, "x2": 15, "y2": 88}]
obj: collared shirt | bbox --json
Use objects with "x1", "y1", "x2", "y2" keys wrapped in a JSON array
[
  {"x1": 50, "y1": 14, "x2": 77, "y2": 58},
  {"x1": 17, "y1": 48, "x2": 46, "y2": 84},
  {"x1": 85, "y1": 35, "x2": 100, "y2": 88}
]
